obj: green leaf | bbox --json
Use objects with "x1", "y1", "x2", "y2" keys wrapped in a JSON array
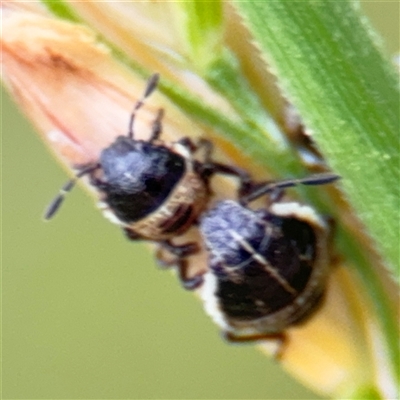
[
  {"x1": 234, "y1": 0, "x2": 399, "y2": 276},
  {"x1": 350, "y1": 384, "x2": 384, "y2": 400},
  {"x1": 234, "y1": 0, "x2": 399, "y2": 388},
  {"x1": 174, "y1": 1, "x2": 224, "y2": 70},
  {"x1": 41, "y1": 0, "x2": 82, "y2": 23}
]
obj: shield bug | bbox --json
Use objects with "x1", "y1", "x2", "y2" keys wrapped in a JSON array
[
  {"x1": 199, "y1": 173, "x2": 339, "y2": 354},
  {"x1": 45, "y1": 74, "x2": 251, "y2": 289}
]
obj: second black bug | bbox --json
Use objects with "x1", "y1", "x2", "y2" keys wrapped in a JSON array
[
  {"x1": 45, "y1": 74, "x2": 250, "y2": 289},
  {"x1": 199, "y1": 173, "x2": 339, "y2": 355}
]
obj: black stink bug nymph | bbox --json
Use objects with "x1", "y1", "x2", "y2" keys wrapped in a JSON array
[
  {"x1": 199, "y1": 173, "x2": 339, "y2": 354},
  {"x1": 45, "y1": 74, "x2": 251, "y2": 289}
]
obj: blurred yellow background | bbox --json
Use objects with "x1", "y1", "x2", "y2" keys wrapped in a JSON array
[{"x1": 2, "y1": 3, "x2": 398, "y2": 399}]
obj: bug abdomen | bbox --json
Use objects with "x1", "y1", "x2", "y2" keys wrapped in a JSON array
[{"x1": 217, "y1": 217, "x2": 316, "y2": 321}]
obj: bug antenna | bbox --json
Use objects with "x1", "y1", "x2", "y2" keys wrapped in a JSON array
[
  {"x1": 44, "y1": 164, "x2": 100, "y2": 220},
  {"x1": 148, "y1": 108, "x2": 164, "y2": 142},
  {"x1": 241, "y1": 173, "x2": 340, "y2": 204},
  {"x1": 128, "y1": 73, "x2": 160, "y2": 139}
]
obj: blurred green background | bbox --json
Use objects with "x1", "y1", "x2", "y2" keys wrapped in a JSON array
[{"x1": 2, "y1": 3, "x2": 398, "y2": 399}]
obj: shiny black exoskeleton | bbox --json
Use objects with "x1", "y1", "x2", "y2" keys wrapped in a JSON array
[
  {"x1": 199, "y1": 173, "x2": 339, "y2": 353},
  {"x1": 45, "y1": 74, "x2": 250, "y2": 289},
  {"x1": 98, "y1": 135, "x2": 186, "y2": 224}
]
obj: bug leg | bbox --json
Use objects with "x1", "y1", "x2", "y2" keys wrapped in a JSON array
[
  {"x1": 191, "y1": 138, "x2": 254, "y2": 196},
  {"x1": 156, "y1": 254, "x2": 204, "y2": 290},
  {"x1": 123, "y1": 228, "x2": 143, "y2": 241},
  {"x1": 174, "y1": 257, "x2": 204, "y2": 290},
  {"x1": 194, "y1": 138, "x2": 213, "y2": 160},
  {"x1": 176, "y1": 137, "x2": 254, "y2": 196},
  {"x1": 176, "y1": 137, "x2": 197, "y2": 152},
  {"x1": 205, "y1": 162, "x2": 253, "y2": 197},
  {"x1": 156, "y1": 240, "x2": 203, "y2": 290},
  {"x1": 160, "y1": 239, "x2": 199, "y2": 258},
  {"x1": 223, "y1": 331, "x2": 288, "y2": 360},
  {"x1": 123, "y1": 230, "x2": 202, "y2": 289}
]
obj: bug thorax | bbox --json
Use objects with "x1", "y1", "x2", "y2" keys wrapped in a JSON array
[
  {"x1": 200, "y1": 200, "x2": 268, "y2": 269},
  {"x1": 97, "y1": 135, "x2": 188, "y2": 223},
  {"x1": 99, "y1": 136, "x2": 186, "y2": 195},
  {"x1": 200, "y1": 200, "x2": 319, "y2": 282}
]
